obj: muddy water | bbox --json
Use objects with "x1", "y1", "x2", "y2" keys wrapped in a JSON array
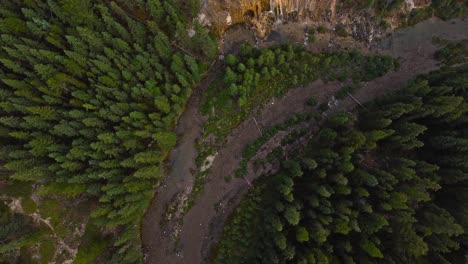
[{"x1": 142, "y1": 17, "x2": 468, "y2": 264}]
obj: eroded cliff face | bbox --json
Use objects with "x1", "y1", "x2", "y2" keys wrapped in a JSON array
[
  {"x1": 200, "y1": 0, "x2": 431, "y2": 40},
  {"x1": 200, "y1": 0, "x2": 334, "y2": 33}
]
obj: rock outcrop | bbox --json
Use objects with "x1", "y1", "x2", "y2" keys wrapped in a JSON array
[
  {"x1": 200, "y1": 0, "x2": 334, "y2": 35},
  {"x1": 199, "y1": 0, "x2": 432, "y2": 39}
]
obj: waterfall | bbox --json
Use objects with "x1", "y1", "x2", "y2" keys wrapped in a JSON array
[
  {"x1": 279, "y1": 0, "x2": 284, "y2": 20},
  {"x1": 269, "y1": 0, "x2": 284, "y2": 22},
  {"x1": 269, "y1": 0, "x2": 313, "y2": 23}
]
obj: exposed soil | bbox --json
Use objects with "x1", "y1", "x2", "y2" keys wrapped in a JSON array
[{"x1": 142, "y1": 17, "x2": 468, "y2": 264}]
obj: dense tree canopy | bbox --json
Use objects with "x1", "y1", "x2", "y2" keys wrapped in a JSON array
[
  {"x1": 0, "y1": 0, "x2": 216, "y2": 262},
  {"x1": 213, "y1": 62, "x2": 468, "y2": 263},
  {"x1": 0, "y1": 0, "x2": 465, "y2": 263}
]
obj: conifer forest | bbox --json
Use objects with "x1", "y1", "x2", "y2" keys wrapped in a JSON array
[{"x1": 0, "y1": 0, "x2": 467, "y2": 264}]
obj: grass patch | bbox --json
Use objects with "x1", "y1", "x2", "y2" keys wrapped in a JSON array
[
  {"x1": 73, "y1": 219, "x2": 110, "y2": 264},
  {"x1": 317, "y1": 25, "x2": 326, "y2": 33},
  {"x1": 39, "y1": 238, "x2": 55, "y2": 264},
  {"x1": 2, "y1": 180, "x2": 32, "y2": 198},
  {"x1": 335, "y1": 23, "x2": 348, "y2": 37},
  {"x1": 22, "y1": 197, "x2": 37, "y2": 214},
  {"x1": 307, "y1": 96, "x2": 318, "y2": 106},
  {"x1": 38, "y1": 200, "x2": 61, "y2": 225}
]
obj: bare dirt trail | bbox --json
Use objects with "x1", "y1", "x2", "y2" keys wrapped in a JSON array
[{"x1": 142, "y1": 17, "x2": 468, "y2": 264}]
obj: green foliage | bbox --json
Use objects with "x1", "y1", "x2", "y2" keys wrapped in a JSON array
[
  {"x1": 74, "y1": 219, "x2": 110, "y2": 264},
  {"x1": 0, "y1": 0, "x2": 215, "y2": 263},
  {"x1": 335, "y1": 24, "x2": 348, "y2": 37},
  {"x1": 39, "y1": 238, "x2": 55, "y2": 264},
  {"x1": 21, "y1": 197, "x2": 36, "y2": 214},
  {"x1": 308, "y1": 34, "x2": 316, "y2": 43},
  {"x1": 0, "y1": 203, "x2": 44, "y2": 263},
  {"x1": 408, "y1": 0, "x2": 467, "y2": 24},
  {"x1": 432, "y1": 0, "x2": 468, "y2": 20},
  {"x1": 154, "y1": 131, "x2": 177, "y2": 152},
  {"x1": 361, "y1": 239, "x2": 384, "y2": 258},
  {"x1": 307, "y1": 97, "x2": 318, "y2": 106},
  {"x1": 211, "y1": 182, "x2": 278, "y2": 263},
  {"x1": 202, "y1": 45, "x2": 396, "y2": 141},
  {"x1": 284, "y1": 205, "x2": 301, "y2": 226},
  {"x1": 435, "y1": 39, "x2": 468, "y2": 66},
  {"x1": 296, "y1": 226, "x2": 310, "y2": 242},
  {"x1": 317, "y1": 26, "x2": 326, "y2": 33},
  {"x1": 213, "y1": 60, "x2": 468, "y2": 263},
  {"x1": 37, "y1": 183, "x2": 86, "y2": 198},
  {"x1": 235, "y1": 114, "x2": 311, "y2": 177}
]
